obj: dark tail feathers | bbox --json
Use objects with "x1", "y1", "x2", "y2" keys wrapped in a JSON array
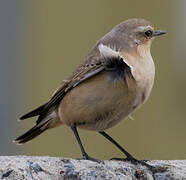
[
  {"x1": 19, "y1": 103, "x2": 47, "y2": 120},
  {"x1": 15, "y1": 102, "x2": 56, "y2": 144},
  {"x1": 13, "y1": 121, "x2": 49, "y2": 144}
]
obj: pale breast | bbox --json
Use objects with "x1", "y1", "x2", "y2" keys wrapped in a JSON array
[{"x1": 124, "y1": 52, "x2": 155, "y2": 110}]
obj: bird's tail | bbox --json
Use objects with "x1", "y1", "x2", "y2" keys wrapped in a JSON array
[
  {"x1": 19, "y1": 103, "x2": 47, "y2": 120},
  {"x1": 13, "y1": 120, "x2": 50, "y2": 144},
  {"x1": 14, "y1": 102, "x2": 58, "y2": 144}
]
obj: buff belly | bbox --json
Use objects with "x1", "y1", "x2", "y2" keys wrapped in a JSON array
[{"x1": 58, "y1": 71, "x2": 139, "y2": 131}]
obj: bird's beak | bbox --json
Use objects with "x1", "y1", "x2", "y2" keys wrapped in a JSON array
[{"x1": 153, "y1": 30, "x2": 166, "y2": 37}]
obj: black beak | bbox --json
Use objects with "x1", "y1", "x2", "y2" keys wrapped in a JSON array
[{"x1": 153, "y1": 30, "x2": 166, "y2": 37}]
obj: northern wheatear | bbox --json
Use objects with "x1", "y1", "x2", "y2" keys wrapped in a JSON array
[{"x1": 14, "y1": 18, "x2": 166, "y2": 169}]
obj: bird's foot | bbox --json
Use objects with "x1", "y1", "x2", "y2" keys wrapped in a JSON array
[
  {"x1": 110, "y1": 156, "x2": 157, "y2": 172},
  {"x1": 77, "y1": 153, "x2": 102, "y2": 163}
]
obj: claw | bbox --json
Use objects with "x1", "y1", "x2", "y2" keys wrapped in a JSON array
[
  {"x1": 77, "y1": 154, "x2": 102, "y2": 163},
  {"x1": 110, "y1": 157, "x2": 157, "y2": 172}
]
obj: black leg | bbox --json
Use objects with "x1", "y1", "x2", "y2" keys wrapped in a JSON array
[
  {"x1": 99, "y1": 131, "x2": 134, "y2": 159},
  {"x1": 99, "y1": 131, "x2": 156, "y2": 170},
  {"x1": 71, "y1": 125, "x2": 101, "y2": 162}
]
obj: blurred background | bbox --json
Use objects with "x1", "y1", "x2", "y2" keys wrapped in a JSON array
[{"x1": 0, "y1": 0, "x2": 186, "y2": 160}]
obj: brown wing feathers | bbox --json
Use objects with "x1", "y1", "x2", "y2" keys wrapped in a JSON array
[{"x1": 15, "y1": 45, "x2": 133, "y2": 144}]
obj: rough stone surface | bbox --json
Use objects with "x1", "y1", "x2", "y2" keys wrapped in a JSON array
[{"x1": 0, "y1": 156, "x2": 186, "y2": 180}]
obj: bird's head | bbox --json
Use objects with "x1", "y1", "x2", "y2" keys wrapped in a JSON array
[{"x1": 100, "y1": 18, "x2": 166, "y2": 57}]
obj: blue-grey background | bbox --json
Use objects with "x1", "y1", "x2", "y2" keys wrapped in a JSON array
[{"x1": 1, "y1": 0, "x2": 186, "y2": 160}]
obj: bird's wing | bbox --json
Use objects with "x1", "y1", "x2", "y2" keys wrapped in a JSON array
[
  {"x1": 20, "y1": 44, "x2": 134, "y2": 124},
  {"x1": 43, "y1": 44, "x2": 134, "y2": 113},
  {"x1": 46, "y1": 64, "x2": 105, "y2": 109}
]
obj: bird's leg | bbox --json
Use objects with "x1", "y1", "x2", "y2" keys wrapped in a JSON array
[
  {"x1": 99, "y1": 131, "x2": 156, "y2": 171},
  {"x1": 71, "y1": 125, "x2": 101, "y2": 163}
]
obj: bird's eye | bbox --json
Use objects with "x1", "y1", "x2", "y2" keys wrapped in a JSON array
[{"x1": 144, "y1": 30, "x2": 153, "y2": 37}]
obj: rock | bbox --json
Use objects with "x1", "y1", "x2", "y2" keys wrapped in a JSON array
[{"x1": 0, "y1": 156, "x2": 186, "y2": 180}]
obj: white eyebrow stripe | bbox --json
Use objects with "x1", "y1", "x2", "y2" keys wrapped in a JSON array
[
  {"x1": 135, "y1": 25, "x2": 153, "y2": 31},
  {"x1": 98, "y1": 44, "x2": 119, "y2": 58}
]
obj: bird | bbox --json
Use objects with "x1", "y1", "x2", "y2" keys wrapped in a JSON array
[{"x1": 14, "y1": 18, "x2": 166, "y2": 168}]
